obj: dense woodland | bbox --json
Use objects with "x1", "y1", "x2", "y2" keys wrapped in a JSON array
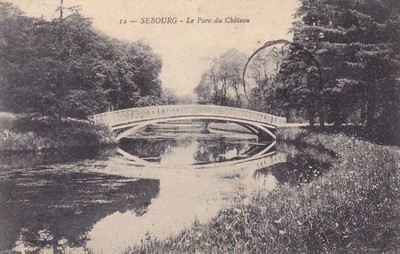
[
  {"x1": 0, "y1": 2, "x2": 178, "y2": 120},
  {"x1": 195, "y1": 0, "x2": 400, "y2": 145}
]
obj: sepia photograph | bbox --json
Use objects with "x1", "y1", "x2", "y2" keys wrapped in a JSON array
[{"x1": 0, "y1": 0, "x2": 399, "y2": 253}]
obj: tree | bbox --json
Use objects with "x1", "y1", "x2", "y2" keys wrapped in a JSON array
[
  {"x1": 243, "y1": 41, "x2": 320, "y2": 124},
  {"x1": 245, "y1": 43, "x2": 298, "y2": 122},
  {"x1": 194, "y1": 49, "x2": 247, "y2": 107},
  {"x1": 0, "y1": 3, "x2": 35, "y2": 111},
  {"x1": 274, "y1": 44, "x2": 322, "y2": 126},
  {"x1": 194, "y1": 72, "x2": 214, "y2": 104},
  {"x1": 93, "y1": 38, "x2": 162, "y2": 110},
  {"x1": 0, "y1": 3, "x2": 165, "y2": 119},
  {"x1": 161, "y1": 88, "x2": 179, "y2": 105},
  {"x1": 292, "y1": 0, "x2": 400, "y2": 137}
]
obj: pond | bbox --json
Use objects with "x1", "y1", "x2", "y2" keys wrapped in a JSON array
[{"x1": 0, "y1": 120, "x2": 336, "y2": 253}]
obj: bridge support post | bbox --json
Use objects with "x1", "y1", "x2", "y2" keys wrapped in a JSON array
[{"x1": 201, "y1": 121, "x2": 211, "y2": 134}]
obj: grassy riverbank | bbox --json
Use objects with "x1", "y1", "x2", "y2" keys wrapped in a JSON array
[
  {"x1": 128, "y1": 127, "x2": 400, "y2": 253},
  {"x1": 0, "y1": 113, "x2": 116, "y2": 152}
]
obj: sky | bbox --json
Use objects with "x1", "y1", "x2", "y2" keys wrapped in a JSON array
[{"x1": 6, "y1": 0, "x2": 299, "y2": 97}]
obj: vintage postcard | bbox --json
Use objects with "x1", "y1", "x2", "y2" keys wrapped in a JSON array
[{"x1": 0, "y1": 0, "x2": 399, "y2": 253}]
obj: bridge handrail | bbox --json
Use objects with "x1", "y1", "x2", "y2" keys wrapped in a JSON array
[{"x1": 90, "y1": 104, "x2": 286, "y2": 126}]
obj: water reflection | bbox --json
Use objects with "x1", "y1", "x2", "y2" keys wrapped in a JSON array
[
  {"x1": 87, "y1": 159, "x2": 233, "y2": 253},
  {"x1": 0, "y1": 147, "x2": 115, "y2": 170},
  {"x1": 0, "y1": 160, "x2": 159, "y2": 253},
  {"x1": 0, "y1": 120, "x2": 338, "y2": 253},
  {"x1": 119, "y1": 121, "x2": 271, "y2": 166}
]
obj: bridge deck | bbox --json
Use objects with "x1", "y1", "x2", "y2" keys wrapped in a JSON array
[{"x1": 91, "y1": 105, "x2": 286, "y2": 128}]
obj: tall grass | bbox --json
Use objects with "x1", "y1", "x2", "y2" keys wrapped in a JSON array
[{"x1": 127, "y1": 128, "x2": 400, "y2": 253}]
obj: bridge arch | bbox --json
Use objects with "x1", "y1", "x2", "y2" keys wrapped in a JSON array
[
  {"x1": 90, "y1": 105, "x2": 287, "y2": 175},
  {"x1": 91, "y1": 105, "x2": 286, "y2": 133}
]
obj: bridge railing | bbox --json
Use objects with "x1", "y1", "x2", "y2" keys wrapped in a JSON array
[{"x1": 90, "y1": 105, "x2": 286, "y2": 127}]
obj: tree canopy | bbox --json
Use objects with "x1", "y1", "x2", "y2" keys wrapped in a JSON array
[
  {"x1": 246, "y1": 0, "x2": 400, "y2": 143},
  {"x1": 293, "y1": 0, "x2": 400, "y2": 142},
  {"x1": 194, "y1": 49, "x2": 247, "y2": 107},
  {"x1": 0, "y1": 2, "x2": 165, "y2": 119}
]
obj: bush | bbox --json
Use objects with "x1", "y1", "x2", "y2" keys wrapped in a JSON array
[
  {"x1": 0, "y1": 130, "x2": 45, "y2": 151},
  {"x1": 0, "y1": 113, "x2": 116, "y2": 151}
]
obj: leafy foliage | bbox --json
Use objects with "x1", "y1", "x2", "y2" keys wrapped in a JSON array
[
  {"x1": 288, "y1": 0, "x2": 400, "y2": 142},
  {"x1": 194, "y1": 49, "x2": 247, "y2": 107},
  {"x1": 0, "y1": 3, "x2": 164, "y2": 119},
  {"x1": 246, "y1": 42, "x2": 322, "y2": 125},
  {"x1": 0, "y1": 113, "x2": 116, "y2": 151},
  {"x1": 245, "y1": 0, "x2": 400, "y2": 144}
]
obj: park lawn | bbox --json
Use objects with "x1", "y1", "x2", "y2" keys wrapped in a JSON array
[{"x1": 128, "y1": 127, "x2": 400, "y2": 254}]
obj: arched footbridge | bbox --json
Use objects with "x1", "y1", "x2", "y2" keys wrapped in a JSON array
[
  {"x1": 90, "y1": 105, "x2": 287, "y2": 176},
  {"x1": 91, "y1": 104, "x2": 286, "y2": 138}
]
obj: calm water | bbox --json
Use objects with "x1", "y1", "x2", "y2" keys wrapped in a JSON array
[{"x1": 0, "y1": 121, "x2": 336, "y2": 253}]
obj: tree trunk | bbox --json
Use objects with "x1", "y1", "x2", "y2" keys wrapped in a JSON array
[
  {"x1": 366, "y1": 98, "x2": 376, "y2": 128},
  {"x1": 319, "y1": 104, "x2": 325, "y2": 127},
  {"x1": 308, "y1": 104, "x2": 315, "y2": 128},
  {"x1": 360, "y1": 100, "x2": 367, "y2": 125},
  {"x1": 365, "y1": 83, "x2": 376, "y2": 128},
  {"x1": 284, "y1": 108, "x2": 291, "y2": 123}
]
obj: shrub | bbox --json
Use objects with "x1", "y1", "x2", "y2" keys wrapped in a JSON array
[
  {"x1": 0, "y1": 113, "x2": 116, "y2": 151},
  {"x1": 0, "y1": 130, "x2": 45, "y2": 151}
]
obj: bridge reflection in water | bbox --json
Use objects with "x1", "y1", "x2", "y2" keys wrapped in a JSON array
[
  {"x1": 82, "y1": 114, "x2": 288, "y2": 252},
  {"x1": 85, "y1": 105, "x2": 288, "y2": 251},
  {"x1": 91, "y1": 105, "x2": 287, "y2": 179},
  {"x1": 2, "y1": 107, "x2": 336, "y2": 253}
]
